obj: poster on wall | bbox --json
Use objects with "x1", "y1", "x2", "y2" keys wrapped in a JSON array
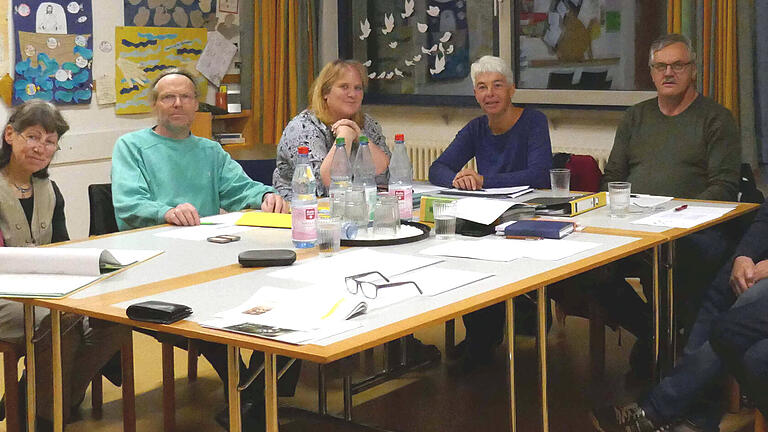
[
  {"x1": 12, "y1": 0, "x2": 94, "y2": 105},
  {"x1": 1, "y1": 0, "x2": 9, "y2": 75},
  {"x1": 124, "y1": 0, "x2": 217, "y2": 29},
  {"x1": 114, "y1": 26, "x2": 207, "y2": 114}
]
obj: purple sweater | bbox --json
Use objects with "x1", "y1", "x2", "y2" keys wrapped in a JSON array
[{"x1": 429, "y1": 109, "x2": 552, "y2": 189}]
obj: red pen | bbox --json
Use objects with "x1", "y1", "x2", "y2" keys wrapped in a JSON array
[{"x1": 674, "y1": 204, "x2": 688, "y2": 212}]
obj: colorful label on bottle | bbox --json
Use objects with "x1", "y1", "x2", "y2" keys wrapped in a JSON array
[
  {"x1": 291, "y1": 204, "x2": 317, "y2": 242},
  {"x1": 364, "y1": 187, "x2": 377, "y2": 221},
  {"x1": 391, "y1": 186, "x2": 413, "y2": 219}
]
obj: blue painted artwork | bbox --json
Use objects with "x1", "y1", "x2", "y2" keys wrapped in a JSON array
[
  {"x1": 124, "y1": 0, "x2": 217, "y2": 29},
  {"x1": 12, "y1": 0, "x2": 93, "y2": 105}
]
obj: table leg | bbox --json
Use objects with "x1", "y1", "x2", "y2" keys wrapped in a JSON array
[
  {"x1": 445, "y1": 319, "x2": 456, "y2": 358},
  {"x1": 505, "y1": 298, "x2": 516, "y2": 432},
  {"x1": 537, "y1": 287, "x2": 549, "y2": 432},
  {"x1": 121, "y1": 335, "x2": 136, "y2": 432},
  {"x1": 23, "y1": 305, "x2": 36, "y2": 432},
  {"x1": 264, "y1": 353, "x2": 279, "y2": 432},
  {"x1": 343, "y1": 375, "x2": 353, "y2": 421},
  {"x1": 666, "y1": 240, "x2": 676, "y2": 368},
  {"x1": 228, "y1": 346, "x2": 242, "y2": 432},
  {"x1": 51, "y1": 311, "x2": 63, "y2": 432},
  {"x1": 161, "y1": 342, "x2": 175, "y2": 432},
  {"x1": 317, "y1": 364, "x2": 327, "y2": 415},
  {"x1": 652, "y1": 245, "x2": 660, "y2": 382}
]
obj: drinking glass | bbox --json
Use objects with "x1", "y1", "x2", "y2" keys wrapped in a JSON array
[
  {"x1": 432, "y1": 201, "x2": 457, "y2": 239},
  {"x1": 608, "y1": 181, "x2": 631, "y2": 218},
  {"x1": 550, "y1": 168, "x2": 571, "y2": 197},
  {"x1": 373, "y1": 194, "x2": 399, "y2": 237},
  {"x1": 317, "y1": 217, "x2": 341, "y2": 256},
  {"x1": 344, "y1": 188, "x2": 369, "y2": 232}
]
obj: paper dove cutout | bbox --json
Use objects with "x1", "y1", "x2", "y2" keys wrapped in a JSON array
[
  {"x1": 439, "y1": 32, "x2": 452, "y2": 43},
  {"x1": 413, "y1": 55, "x2": 422, "y2": 62},
  {"x1": 377, "y1": 72, "x2": 387, "y2": 79},
  {"x1": 404, "y1": 60, "x2": 414, "y2": 66},
  {"x1": 360, "y1": 19, "x2": 371, "y2": 40},
  {"x1": 402, "y1": 0, "x2": 414, "y2": 18},
  {"x1": 417, "y1": 23, "x2": 428, "y2": 33},
  {"x1": 389, "y1": 41, "x2": 398, "y2": 49},
  {"x1": 363, "y1": 60, "x2": 372, "y2": 67},
  {"x1": 427, "y1": 6, "x2": 440, "y2": 16},
  {"x1": 394, "y1": 68, "x2": 404, "y2": 77},
  {"x1": 430, "y1": 52, "x2": 446, "y2": 75},
  {"x1": 386, "y1": 72, "x2": 394, "y2": 79},
  {"x1": 445, "y1": 44, "x2": 454, "y2": 55},
  {"x1": 421, "y1": 44, "x2": 437, "y2": 55},
  {"x1": 382, "y1": 14, "x2": 395, "y2": 34},
  {"x1": 368, "y1": 72, "x2": 377, "y2": 79}
]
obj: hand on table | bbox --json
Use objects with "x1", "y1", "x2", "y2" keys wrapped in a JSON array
[
  {"x1": 730, "y1": 256, "x2": 756, "y2": 296},
  {"x1": 452, "y1": 168, "x2": 484, "y2": 190},
  {"x1": 164, "y1": 203, "x2": 200, "y2": 226},
  {"x1": 261, "y1": 193, "x2": 290, "y2": 213}
]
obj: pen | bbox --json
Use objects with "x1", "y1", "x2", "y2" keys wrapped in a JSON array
[
  {"x1": 674, "y1": 204, "x2": 688, "y2": 212},
  {"x1": 505, "y1": 235, "x2": 543, "y2": 240},
  {"x1": 200, "y1": 222, "x2": 221, "y2": 225}
]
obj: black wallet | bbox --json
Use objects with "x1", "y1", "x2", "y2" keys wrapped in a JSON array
[
  {"x1": 126, "y1": 300, "x2": 193, "y2": 324},
  {"x1": 238, "y1": 249, "x2": 296, "y2": 267}
]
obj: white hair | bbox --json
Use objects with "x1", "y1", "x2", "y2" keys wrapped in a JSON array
[{"x1": 470, "y1": 55, "x2": 514, "y2": 86}]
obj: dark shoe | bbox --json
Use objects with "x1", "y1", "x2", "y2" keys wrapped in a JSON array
[
  {"x1": 590, "y1": 403, "x2": 669, "y2": 432},
  {"x1": 215, "y1": 400, "x2": 266, "y2": 432},
  {"x1": 386, "y1": 336, "x2": 441, "y2": 368},
  {"x1": 100, "y1": 352, "x2": 123, "y2": 387}
]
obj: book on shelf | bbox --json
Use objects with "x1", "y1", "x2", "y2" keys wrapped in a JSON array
[
  {"x1": 218, "y1": 137, "x2": 246, "y2": 145},
  {"x1": 0, "y1": 248, "x2": 162, "y2": 298}
]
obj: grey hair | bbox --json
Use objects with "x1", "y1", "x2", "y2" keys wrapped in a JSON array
[
  {"x1": 649, "y1": 34, "x2": 696, "y2": 66},
  {"x1": 470, "y1": 55, "x2": 514, "y2": 86},
  {"x1": 149, "y1": 68, "x2": 199, "y2": 103}
]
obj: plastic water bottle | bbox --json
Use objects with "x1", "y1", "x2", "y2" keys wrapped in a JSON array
[
  {"x1": 353, "y1": 135, "x2": 377, "y2": 222},
  {"x1": 329, "y1": 137, "x2": 352, "y2": 200},
  {"x1": 291, "y1": 146, "x2": 317, "y2": 248},
  {"x1": 388, "y1": 133, "x2": 413, "y2": 220}
]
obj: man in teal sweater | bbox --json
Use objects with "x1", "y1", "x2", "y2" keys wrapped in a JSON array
[
  {"x1": 112, "y1": 69, "x2": 287, "y2": 231},
  {"x1": 111, "y1": 69, "x2": 294, "y2": 431}
]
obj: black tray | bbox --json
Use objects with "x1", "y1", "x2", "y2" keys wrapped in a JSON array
[{"x1": 341, "y1": 221, "x2": 431, "y2": 247}]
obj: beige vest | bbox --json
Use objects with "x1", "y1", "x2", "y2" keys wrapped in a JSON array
[{"x1": 0, "y1": 176, "x2": 55, "y2": 247}]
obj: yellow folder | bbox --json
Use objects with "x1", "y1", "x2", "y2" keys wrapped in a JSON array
[{"x1": 235, "y1": 212, "x2": 292, "y2": 229}]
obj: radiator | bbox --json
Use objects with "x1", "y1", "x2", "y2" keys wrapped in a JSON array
[{"x1": 406, "y1": 144, "x2": 476, "y2": 181}]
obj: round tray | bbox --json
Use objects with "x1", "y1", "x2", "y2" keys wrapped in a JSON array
[{"x1": 341, "y1": 221, "x2": 431, "y2": 247}]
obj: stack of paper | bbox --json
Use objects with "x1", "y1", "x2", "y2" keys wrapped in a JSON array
[
  {"x1": 631, "y1": 205, "x2": 735, "y2": 229},
  {"x1": 420, "y1": 238, "x2": 599, "y2": 262},
  {"x1": 0, "y1": 248, "x2": 162, "y2": 298}
]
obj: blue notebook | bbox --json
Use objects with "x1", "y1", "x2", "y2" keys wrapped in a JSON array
[{"x1": 504, "y1": 220, "x2": 574, "y2": 239}]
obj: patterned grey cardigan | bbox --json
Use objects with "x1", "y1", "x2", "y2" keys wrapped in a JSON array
[{"x1": 272, "y1": 109, "x2": 391, "y2": 200}]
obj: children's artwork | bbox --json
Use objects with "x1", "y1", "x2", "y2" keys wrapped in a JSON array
[
  {"x1": 195, "y1": 31, "x2": 237, "y2": 86},
  {"x1": 124, "y1": 0, "x2": 217, "y2": 29},
  {"x1": 114, "y1": 26, "x2": 207, "y2": 114},
  {"x1": 218, "y1": 0, "x2": 237, "y2": 14},
  {"x1": 12, "y1": 0, "x2": 94, "y2": 105},
  {"x1": 1, "y1": 1, "x2": 8, "y2": 75}
]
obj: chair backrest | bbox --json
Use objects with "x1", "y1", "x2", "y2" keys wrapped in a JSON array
[
  {"x1": 553, "y1": 153, "x2": 602, "y2": 193},
  {"x1": 577, "y1": 70, "x2": 612, "y2": 90},
  {"x1": 547, "y1": 72, "x2": 575, "y2": 89},
  {"x1": 235, "y1": 159, "x2": 277, "y2": 186},
  {"x1": 739, "y1": 163, "x2": 765, "y2": 204},
  {"x1": 88, "y1": 183, "x2": 119, "y2": 236}
]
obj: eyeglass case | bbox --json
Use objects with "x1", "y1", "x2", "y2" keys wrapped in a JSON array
[
  {"x1": 238, "y1": 249, "x2": 296, "y2": 267},
  {"x1": 126, "y1": 300, "x2": 193, "y2": 324}
]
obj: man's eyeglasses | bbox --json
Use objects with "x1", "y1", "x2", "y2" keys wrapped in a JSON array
[
  {"x1": 650, "y1": 61, "x2": 692, "y2": 73},
  {"x1": 344, "y1": 271, "x2": 423, "y2": 299},
  {"x1": 18, "y1": 132, "x2": 59, "y2": 151},
  {"x1": 159, "y1": 93, "x2": 197, "y2": 105}
]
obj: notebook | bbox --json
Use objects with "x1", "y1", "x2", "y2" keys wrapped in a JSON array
[{"x1": 504, "y1": 219, "x2": 574, "y2": 239}]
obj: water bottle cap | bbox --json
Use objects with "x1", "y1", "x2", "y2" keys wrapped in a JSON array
[
  {"x1": 298, "y1": 146, "x2": 309, "y2": 155},
  {"x1": 341, "y1": 222, "x2": 358, "y2": 240},
  {"x1": 335, "y1": 137, "x2": 345, "y2": 147},
  {"x1": 359, "y1": 136, "x2": 369, "y2": 145},
  {"x1": 394, "y1": 134, "x2": 404, "y2": 141}
]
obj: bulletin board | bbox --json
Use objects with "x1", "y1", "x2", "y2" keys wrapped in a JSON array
[
  {"x1": 124, "y1": 0, "x2": 217, "y2": 29},
  {"x1": 114, "y1": 26, "x2": 207, "y2": 114},
  {"x1": 12, "y1": 0, "x2": 94, "y2": 105}
]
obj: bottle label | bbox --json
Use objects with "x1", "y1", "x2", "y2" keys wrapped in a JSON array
[
  {"x1": 391, "y1": 186, "x2": 413, "y2": 219},
  {"x1": 364, "y1": 187, "x2": 377, "y2": 221},
  {"x1": 291, "y1": 204, "x2": 317, "y2": 241}
]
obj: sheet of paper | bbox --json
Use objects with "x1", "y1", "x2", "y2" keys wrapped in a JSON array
[
  {"x1": 412, "y1": 184, "x2": 447, "y2": 195},
  {"x1": 269, "y1": 248, "x2": 442, "y2": 283},
  {"x1": 629, "y1": 194, "x2": 674, "y2": 208},
  {"x1": 95, "y1": 73, "x2": 116, "y2": 105},
  {"x1": 153, "y1": 224, "x2": 254, "y2": 241},
  {"x1": 449, "y1": 186, "x2": 530, "y2": 196},
  {"x1": 201, "y1": 211, "x2": 246, "y2": 225},
  {"x1": 0, "y1": 248, "x2": 105, "y2": 276},
  {"x1": 200, "y1": 315, "x2": 361, "y2": 345},
  {"x1": 631, "y1": 205, "x2": 736, "y2": 229},
  {"x1": 389, "y1": 266, "x2": 494, "y2": 296},
  {"x1": 455, "y1": 198, "x2": 520, "y2": 225},
  {"x1": 196, "y1": 31, "x2": 238, "y2": 86},
  {"x1": 236, "y1": 211, "x2": 292, "y2": 229},
  {"x1": 0, "y1": 274, "x2": 100, "y2": 298},
  {"x1": 420, "y1": 238, "x2": 599, "y2": 262}
]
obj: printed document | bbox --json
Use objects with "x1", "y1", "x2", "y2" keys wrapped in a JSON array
[
  {"x1": 420, "y1": 238, "x2": 599, "y2": 262},
  {"x1": 631, "y1": 205, "x2": 735, "y2": 229}
]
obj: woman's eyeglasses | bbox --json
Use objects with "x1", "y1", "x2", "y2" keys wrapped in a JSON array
[
  {"x1": 344, "y1": 270, "x2": 423, "y2": 299},
  {"x1": 18, "y1": 132, "x2": 60, "y2": 151}
]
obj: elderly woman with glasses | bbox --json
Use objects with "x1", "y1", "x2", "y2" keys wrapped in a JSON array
[{"x1": 0, "y1": 99, "x2": 129, "y2": 427}]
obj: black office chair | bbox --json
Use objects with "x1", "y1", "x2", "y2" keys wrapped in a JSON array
[
  {"x1": 577, "y1": 70, "x2": 612, "y2": 90},
  {"x1": 87, "y1": 184, "x2": 119, "y2": 236},
  {"x1": 546, "y1": 71, "x2": 575, "y2": 89}
]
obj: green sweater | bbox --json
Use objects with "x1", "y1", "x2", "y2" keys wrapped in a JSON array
[
  {"x1": 602, "y1": 95, "x2": 740, "y2": 201},
  {"x1": 112, "y1": 128, "x2": 275, "y2": 230}
]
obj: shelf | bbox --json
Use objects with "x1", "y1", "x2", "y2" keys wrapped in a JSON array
[
  {"x1": 221, "y1": 142, "x2": 250, "y2": 150},
  {"x1": 213, "y1": 110, "x2": 251, "y2": 120}
]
